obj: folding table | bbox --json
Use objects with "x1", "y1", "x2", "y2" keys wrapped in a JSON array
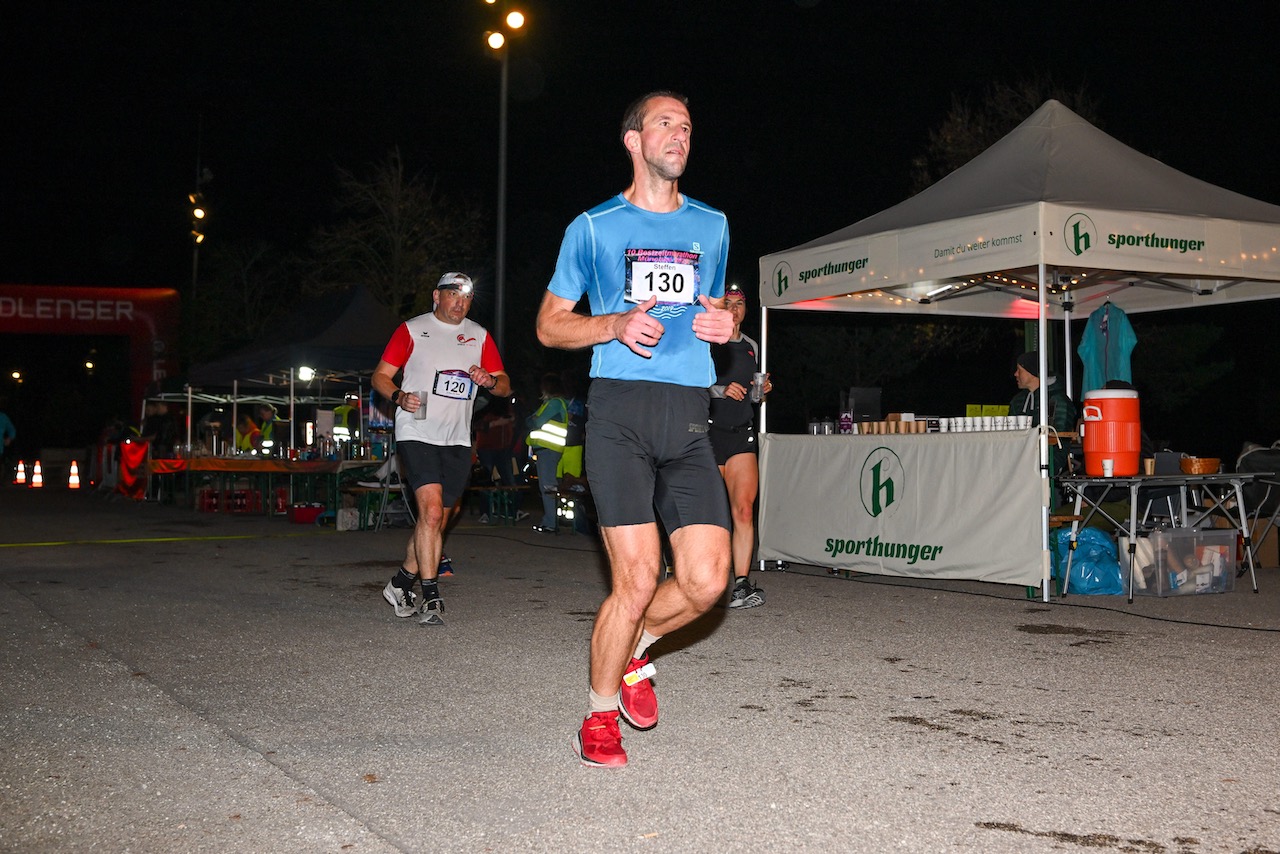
[{"x1": 1057, "y1": 472, "x2": 1267, "y2": 602}]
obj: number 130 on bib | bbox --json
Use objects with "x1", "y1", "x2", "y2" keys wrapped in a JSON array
[{"x1": 624, "y1": 248, "x2": 701, "y2": 306}]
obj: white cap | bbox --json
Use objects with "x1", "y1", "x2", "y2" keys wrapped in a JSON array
[{"x1": 436, "y1": 272, "x2": 474, "y2": 294}]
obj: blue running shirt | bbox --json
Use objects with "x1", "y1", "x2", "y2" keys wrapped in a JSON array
[{"x1": 547, "y1": 193, "x2": 729, "y2": 388}]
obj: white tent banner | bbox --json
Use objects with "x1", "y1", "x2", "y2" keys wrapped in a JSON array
[
  {"x1": 757, "y1": 430, "x2": 1042, "y2": 585},
  {"x1": 760, "y1": 101, "x2": 1280, "y2": 322}
]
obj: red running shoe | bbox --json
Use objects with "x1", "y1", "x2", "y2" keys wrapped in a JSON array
[
  {"x1": 618, "y1": 655, "x2": 658, "y2": 730},
  {"x1": 573, "y1": 711, "x2": 626, "y2": 767}
]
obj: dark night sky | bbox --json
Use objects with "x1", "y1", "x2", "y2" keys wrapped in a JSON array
[
  {"x1": 7, "y1": 0, "x2": 1280, "y2": 292},
  {"x1": 4, "y1": 1, "x2": 1280, "y2": 453}
]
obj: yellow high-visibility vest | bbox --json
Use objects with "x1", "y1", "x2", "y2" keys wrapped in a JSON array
[{"x1": 527, "y1": 398, "x2": 568, "y2": 450}]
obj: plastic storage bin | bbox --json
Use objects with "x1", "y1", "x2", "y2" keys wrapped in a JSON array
[
  {"x1": 288, "y1": 502, "x2": 325, "y2": 524},
  {"x1": 1120, "y1": 527, "x2": 1236, "y2": 596}
]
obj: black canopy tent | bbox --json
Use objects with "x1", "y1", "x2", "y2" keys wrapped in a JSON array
[
  {"x1": 178, "y1": 286, "x2": 405, "y2": 452},
  {"x1": 189, "y1": 286, "x2": 403, "y2": 388}
]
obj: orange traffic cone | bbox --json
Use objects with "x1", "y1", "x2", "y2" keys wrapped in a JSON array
[
  {"x1": 68, "y1": 460, "x2": 81, "y2": 489},
  {"x1": 30, "y1": 460, "x2": 43, "y2": 488},
  {"x1": 14, "y1": 460, "x2": 25, "y2": 485}
]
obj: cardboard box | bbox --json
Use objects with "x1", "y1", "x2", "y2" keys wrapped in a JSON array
[
  {"x1": 1120, "y1": 528, "x2": 1236, "y2": 596},
  {"x1": 288, "y1": 502, "x2": 324, "y2": 524}
]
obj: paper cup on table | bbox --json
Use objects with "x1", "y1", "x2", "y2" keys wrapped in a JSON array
[
  {"x1": 1143, "y1": 458, "x2": 1155, "y2": 476},
  {"x1": 1102, "y1": 458, "x2": 1114, "y2": 477}
]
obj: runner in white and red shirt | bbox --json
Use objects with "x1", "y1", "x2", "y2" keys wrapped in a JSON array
[{"x1": 371, "y1": 272, "x2": 510, "y2": 626}]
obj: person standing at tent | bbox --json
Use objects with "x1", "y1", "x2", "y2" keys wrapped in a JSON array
[
  {"x1": 558, "y1": 368, "x2": 587, "y2": 481},
  {"x1": 372, "y1": 272, "x2": 510, "y2": 626},
  {"x1": 709, "y1": 283, "x2": 772, "y2": 610},
  {"x1": 1011, "y1": 351, "x2": 1076, "y2": 434},
  {"x1": 525, "y1": 372, "x2": 569, "y2": 533},
  {"x1": 0, "y1": 407, "x2": 15, "y2": 449},
  {"x1": 474, "y1": 399, "x2": 517, "y2": 487},
  {"x1": 332, "y1": 394, "x2": 361, "y2": 458},
  {"x1": 255, "y1": 403, "x2": 281, "y2": 456},
  {"x1": 0, "y1": 404, "x2": 15, "y2": 481},
  {"x1": 234, "y1": 412, "x2": 261, "y2": 454},
  {"x1": 536, "y1": 90, "x2": 735, "y2": 767}
]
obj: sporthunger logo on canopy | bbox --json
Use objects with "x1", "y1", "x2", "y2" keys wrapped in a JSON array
[{"x1": 1065, "y1": 212, "x2": 1097, "y2": 257}]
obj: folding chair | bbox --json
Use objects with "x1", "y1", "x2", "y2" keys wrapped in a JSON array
[
  {"x1": 355, "y1": 453, "x2": 416, "y2": 531},
  {"x1": 1235, "y1": 443, "x2": 1280, "y2": 567},
  {"x1": 1136, "y1": 451, "x2": 1184, "y2": 530}
]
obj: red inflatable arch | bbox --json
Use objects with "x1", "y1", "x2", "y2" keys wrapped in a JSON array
[{"x1": 0, "y1": 284, "x2": 180, "y2": 414}]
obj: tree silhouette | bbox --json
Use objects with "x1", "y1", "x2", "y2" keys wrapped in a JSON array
[
  {"x1": 910, "y1": 77, "x2": 1100, "y2": 194},
  {"x1": 182, "y1": 239, "x2": 299, "y2": 365},
  {"x1": 306, "y1": 148, "x2": 486, "y2": 317}
]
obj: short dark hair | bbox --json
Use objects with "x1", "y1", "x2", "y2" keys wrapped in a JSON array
[
  {"x1": 539, "y1": 371, "x2": 564, "y2": 397},
  {"x1": 620, "y1": 90, "x2": 689, "y2": 143}
]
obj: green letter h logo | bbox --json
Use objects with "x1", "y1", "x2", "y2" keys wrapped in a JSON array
[
  {"x1": 1071, "y1": 220, "x2": 1091, "y2": 255},
  {"x1": 869, "y1": 460, "x2": 895, "y2": 516}
]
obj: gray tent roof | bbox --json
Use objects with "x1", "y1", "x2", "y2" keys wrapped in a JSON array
[
  {"x1": 798, "y1": 100, "x2": 1280, "y2": 249},
  {"x1": 762, "y1": 99, "x2": 1280, "y2": 318}
]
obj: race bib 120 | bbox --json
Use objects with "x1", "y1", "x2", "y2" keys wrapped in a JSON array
[{"x1": 432, "y1": 369, "x2": 474, "y2": 400}]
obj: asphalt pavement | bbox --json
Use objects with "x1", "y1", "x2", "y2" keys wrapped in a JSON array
[{"x1": 2, "y1": 485, "x2": 1278, "y2": 853}]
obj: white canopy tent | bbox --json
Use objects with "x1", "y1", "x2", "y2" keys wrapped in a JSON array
[
  {"x1": 759, "y1": 99, "x2": 1280, "y2": 324},
  {"x1": 755, "y1": 100, "x2": 1280, "y2": 595}
]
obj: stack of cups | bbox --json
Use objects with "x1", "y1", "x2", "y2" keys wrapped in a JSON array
[{"x1": 937, "y1": 415, "x2": 1034, "y2": 433}]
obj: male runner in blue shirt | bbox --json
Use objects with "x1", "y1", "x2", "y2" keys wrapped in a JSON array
[{"x1": 536, "y1": 90, "x2": 735, "y2": 768}]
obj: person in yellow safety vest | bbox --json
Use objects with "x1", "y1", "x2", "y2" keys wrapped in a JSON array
[
  {"x1": 255, "y1": 403, "x2": 280, "y2": 455},
  {"x1": 557, "y1": 370, "x2": 586, "y2": 480},
  {"x1": 235, "y1": 413, "x2": 262, "y2": 453},
  {"x1": 526, "y1": 372, "x2": 569, "y2": 533},
  {"x1": 333, "y1": 393, "x2": 360, "y2": 448}
]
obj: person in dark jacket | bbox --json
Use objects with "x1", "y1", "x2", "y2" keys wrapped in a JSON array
[{"x1": 1011, "y1": 351, "x2": 1076, "y2": 434}]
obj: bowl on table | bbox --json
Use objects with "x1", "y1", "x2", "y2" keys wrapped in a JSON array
[{"x1": 1179, "y1": 457, "x2": 1221, "y2": 475}]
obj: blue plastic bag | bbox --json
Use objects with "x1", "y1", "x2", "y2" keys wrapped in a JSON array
[{"x1": 1053, "y1": 527, "x2": 1124, "y2": 595}]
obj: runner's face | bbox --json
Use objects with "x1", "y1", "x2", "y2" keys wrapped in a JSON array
[
  {"x1": 725, "y1": 296, "x2": 747, "y2": 330},
  {"x1": 434, "y1": 289, "x2": 473, "y2": 324},
  {"x1": 636, "y1": 97, "x2": 691, "y2": 181}
]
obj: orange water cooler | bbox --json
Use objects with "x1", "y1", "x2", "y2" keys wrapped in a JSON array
[{"x1": 1081, "y1": 389, "x2": 1141, "y2": 476}]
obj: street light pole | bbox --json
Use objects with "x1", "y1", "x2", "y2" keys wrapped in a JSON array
[
  {"x1": 496, "y1": 45, "x2": 509, "y2": 354},
  {"x1": 484, "y1": 4, "x2": 525, "y2": 356},
  {"x1": 190, "y1": 114, "x2": 209, "y2": 299}
]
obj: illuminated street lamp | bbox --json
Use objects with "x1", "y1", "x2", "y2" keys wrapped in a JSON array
[
  {"x1": 189, "y1": 193, "x2": 206, "y2": 244},
  {"x1": 189, "y1": 115, "x2": 212, "y2": 297},
  {"x1": 483, "y1": 2, "x2": 527, "y2": 354}
]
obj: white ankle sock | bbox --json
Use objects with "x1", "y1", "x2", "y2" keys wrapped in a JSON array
[
  {"x1": 632, "y1": 629, "x2": 660, "y2": 660},
  {"x1": 588, "y1": 688, "x2": 619, "y2": 715}
]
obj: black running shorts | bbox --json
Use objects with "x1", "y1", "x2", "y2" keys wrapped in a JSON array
[
  {"x1": 396, "y1": 441, "x2": 472, "y2": 507},
  {"x1": 708, "y1": 423, "x2": 757, "y2": 466},
  {"x1": 584, "y1": 379, "x2": 731, "y2": 531}
]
